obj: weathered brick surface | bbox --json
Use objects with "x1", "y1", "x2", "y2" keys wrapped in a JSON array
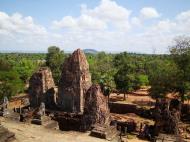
[
  {"x1": 82, "y1": 84, "x2": 110, "y2": 130},
  {"x1": 28, "y1": 67, "x2": 55, "y2": 108},
  {"x1": 58, "y1": 49, "x2": 91, "y2": 113}
]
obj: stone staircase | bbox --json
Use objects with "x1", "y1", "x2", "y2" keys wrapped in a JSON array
[{"x1": 90, "y1": 124, "x2": 118, "y2": 141}]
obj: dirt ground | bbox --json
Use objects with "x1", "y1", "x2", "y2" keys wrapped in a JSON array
[
  {"x1": 110, "y1": 88, "x2": 155, "y2": 108},
  {"x1": 0, "y1": 117, "x2": 148, "y2": 142},
  {"x1": 0, "y1": 88, "x2": 153, "y2": 142}
]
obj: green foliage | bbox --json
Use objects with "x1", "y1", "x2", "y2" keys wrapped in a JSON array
[
  {"x1": 114, "y1": 70, "x2": 136, "y2": 92},
  {"x1": 113, "y1": 52, "x2": 149, "y2": 93},
  {"x1": 0, "y1": 53, "x2": 43, "y2": 100},
  {"x1": 148, "y1": 59, "x2": 179, "y2": 99},
  {"x1": 0, "y1": 62, "x2": 24, "y2": 100},
  {"x1": 147, "y1": 36, "x2": 190, "y2": 101},
  {"x1": 14, "y1": 59, "x2": 38, "y2": 83},
  {"x1": 46, "y1": 46, "x2": 65, "y2": 85},
  {"x1": 0, "y1": 59, "x2": 12, "y2": 71},
  {"x1": 169, "y1": 36, "x2": 190, "y2": 101},
  {"x1": 135, "y1": 74, "x2": 149, "y2": 86},
  {"x1": 87, "y1": 52, "x2": 116, "y2": 88}
]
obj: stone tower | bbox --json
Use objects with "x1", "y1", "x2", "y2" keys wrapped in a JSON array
[
  {"x1": 82, "y1": 84, "x2": 110, "y2": 130},
  {"x1": 28, "y1": 67, "x2": 55, "y2": 108},
  {"x1": 58, "y1": 49, "x2": 92, "y2": 113}
]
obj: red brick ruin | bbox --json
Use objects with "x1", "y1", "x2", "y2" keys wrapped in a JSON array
[
  {"x1": 28, "y1": 67, "x2": 56, "y2": 108},
  {"x1": 58, "y1": 49, "x2": 92, "y2": 113}
]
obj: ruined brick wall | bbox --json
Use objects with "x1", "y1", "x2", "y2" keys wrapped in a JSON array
[
  {"x1": 58, "y1": 49, "x2": 92, "y2": 113},
  {"x1": 28, "y1": 67, "x2": 55, "y2": 108},
  {"x1": 82, "y1": 84, "x2": 110, "y2": 130}
]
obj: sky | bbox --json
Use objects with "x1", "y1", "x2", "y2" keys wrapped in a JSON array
[{"x1": 0, "y1": 0, "x2": 190, "y2": 54}]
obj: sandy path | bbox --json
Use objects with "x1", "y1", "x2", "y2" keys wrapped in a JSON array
[{"x1": 1, "y1": 118, "x2": 147, "y2": 142}]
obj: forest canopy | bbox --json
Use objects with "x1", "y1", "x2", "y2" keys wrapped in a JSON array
[{"x1": 0, "y1": 36, "x2": 190, "y2": 102}]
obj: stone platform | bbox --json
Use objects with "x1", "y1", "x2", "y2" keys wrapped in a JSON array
[
  {"x1": 55, "y1": 112, "x2": 83, "y2": 131},
  {"x1": 90, "y1": 124, "x2": 118, "y2": 141}
]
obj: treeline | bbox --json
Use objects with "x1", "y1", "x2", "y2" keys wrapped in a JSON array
[
  {"x1": 0, "y1": 36, "x2": 190, "y2": 102},
  {"x1": 0, "y1": 53, "x2": 43, "y2": 99}
]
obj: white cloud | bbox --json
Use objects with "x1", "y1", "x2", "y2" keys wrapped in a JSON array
[
  {"x1": 82, "y1": 0, "x2": 131, "y2": 21},
  {"x1": 52, "y1": 16, "x2": 77, "y2": 29},
  {"x1": 77, "y1": 15, "x2": 107, "y2": 30},
  {"x1": 175, "y1": 10, "x2": 190, "y2": 33},
  {"x1": 0, "y1": 11, "x2": 52, "y2": 51},
  {"x1": 131, "y1": 17, "x2": 141, "y2": 27},
  {"x1": 0, "y1": 12, "x2": 47, "y2": 36},
  {"x1": 148, "y1": 10, "x2": 190, "y2": 34},
  {"x1": 130, "y1": 7, "x2": 160, "y2": 28},
  {"x1": 53, "y1": 0, "x2": 131, "y2": 31},
  {"x1": 140, "y1": 7, "x2": 160, "y2": 19},
  {"x1": 176, "y1": 10, "x2": 190, "y2": 21},
  {"x1": 0, "y1": 0, "x2": 190, "y2": 54}
]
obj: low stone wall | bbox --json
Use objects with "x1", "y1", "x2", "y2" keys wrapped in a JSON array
[
  {"x1": 109, "y1": 102, "x2": 153, "y2": 119},
  {"x1": 109, "y1": 102, "x2": 137, "y2": 114},
  {"x1": 55, "y1": 113, "x2": 83, "y2": 131}
]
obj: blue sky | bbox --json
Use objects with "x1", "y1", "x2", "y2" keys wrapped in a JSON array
[{"x1": 0, "y1": 0, "x2": 190, "y2": 53}]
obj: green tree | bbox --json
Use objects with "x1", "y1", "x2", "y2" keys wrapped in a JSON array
[
  {"x1": 147, "y1": 59, "x2": 179, "y2": 99},
  {"x1": 170, "y1": 36, "x2": 190, "y2": 102},
  {"x1": 87, "y1": 52, "x2": 116, "y2": 88},
  {"x1": 0, "y1": 71, "x2": 24, "y2": 100},
  {"x1": 14, "y1": 59, "x2": 38, "y2": 83},
  {"x1": 46, "y1": 46, "x2": 65, "y2": 85}
]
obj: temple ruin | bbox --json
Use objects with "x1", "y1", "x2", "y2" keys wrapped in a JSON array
[
  {"x1": 58, "y1": 49, "x2": 92, "y2": 113},
  {"x1": 28, "y1": 67, "x2": 56, "y2": 108},
  {"x1": 82, "y1": 84, "x2": 118, "y2": 140},
  {"x1": 82, "y1": 84, "x2": 110, "y2": 130}
]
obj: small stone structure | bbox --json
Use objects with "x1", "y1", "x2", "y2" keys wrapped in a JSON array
[
  {"x1": 28, "y1": 67, "x2": 56, "y2": 108},
  {"x1": 58, "y1": 49, "x2": 91, "y2": 113},
  {"x1": 0, "y1": 97, "x2": 10, "y2": 116},
  {"x1": 82, "y1": 84, "x2": 118, "y2": 140}
]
